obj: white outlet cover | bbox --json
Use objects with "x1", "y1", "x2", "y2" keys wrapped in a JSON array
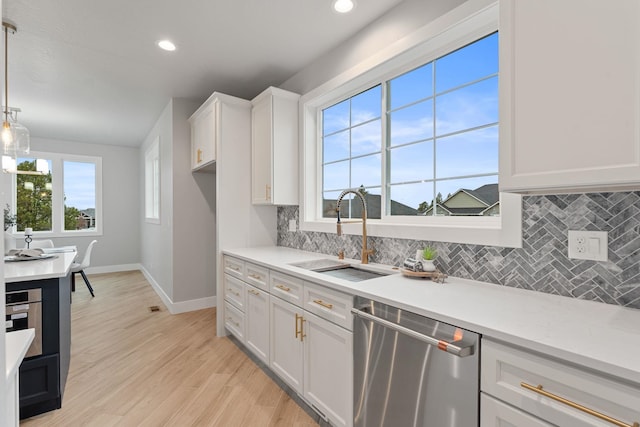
[
  {"x1": 568, "y1": 230, "x2": 608, "y2": 261},
  {"x1": 288, "y1": 219, "x2": 297, "y2": 232}
]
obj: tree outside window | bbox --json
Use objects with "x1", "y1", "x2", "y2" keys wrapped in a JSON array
[{"x1": 16, "y1": 160, "x2": 52, "y2": 231}]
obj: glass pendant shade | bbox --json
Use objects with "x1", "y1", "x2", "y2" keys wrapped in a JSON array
[{"x1": 2, "y1": 114, "x2": 30, "y2": 155}]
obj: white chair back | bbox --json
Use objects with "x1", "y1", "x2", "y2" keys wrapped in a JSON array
[
  {"x1": 29, "y1": 239, "x2": 54, "y2": 249},
  {"x1": 76, "y1": 240, "x2": 97, "y2": 270}
]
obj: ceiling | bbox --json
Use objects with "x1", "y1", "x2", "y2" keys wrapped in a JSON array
[{"x1": 3, "y1": 0, "x2": 404, "y2": 147}]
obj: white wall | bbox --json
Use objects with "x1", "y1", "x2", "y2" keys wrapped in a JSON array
[
  {"x1": 140, "y1": 101, "x2": 174, "y2": 300},
  {"x1": 171, "y1": 98, "x2": 215, "y2": 303},
  {"x1": 139, "y1": 98, "x2": 214, "y2": 307},
  {"x1": 27, "y1": 137, "x2": 140, "y2": 268},
  {"x1": 280, "y1": 0, "x2": 467, "y2": 94}
]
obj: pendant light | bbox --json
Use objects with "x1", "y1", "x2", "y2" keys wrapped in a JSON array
[{"x1": 1, "y1": 21, "x2": 46, "y2": 176}]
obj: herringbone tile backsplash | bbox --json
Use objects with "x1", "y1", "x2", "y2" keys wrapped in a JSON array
[{"x1": 277, "y1": 192, "x2": 640, "y2": 310}]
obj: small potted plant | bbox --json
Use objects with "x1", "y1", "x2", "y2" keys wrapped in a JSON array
[
  {"x1": 4, "y1": 204, "x2": 17, "y2": 253},
  {"x1": 4, "y1": 204, "x2": 16, "y2": 231},
  {"x1": 421, "y1": 246, "x2": 437, "y2": 272}
]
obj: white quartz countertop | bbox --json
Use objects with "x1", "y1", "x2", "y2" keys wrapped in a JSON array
[
  {"x1": 6, "y1": 329, "x2": 35, "y2": 379},
  {"x1": 4, "y1": 249, "x2": 76, "y2": 283},
  {"x1": 223, "y1": 246, "x2": 640, "y2": 385}
]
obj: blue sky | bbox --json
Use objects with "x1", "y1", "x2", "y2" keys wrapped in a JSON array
[
  {"x1": 321, "y1": 32, "x2": 499, "y2": 211},
  {"x1": 64, "y1": 161, "x2": 96, "y2": 210}
]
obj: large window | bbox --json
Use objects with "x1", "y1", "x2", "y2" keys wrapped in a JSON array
[
  {"x1": 322, "y1": 33, "x2": 498, "y2": 220},
  {"x1": 302, "y1": 2, "x2": 521, "y2": 247},
  {"x1": 8, "y1": 152, "x2": 102, "y2": 236}
]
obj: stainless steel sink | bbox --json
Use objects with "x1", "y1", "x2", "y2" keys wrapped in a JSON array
[
  {"x1": 316, "y1": 265, "x2": 388, "y2": 282},
  {"x1": 289, "y1": 259, "x2": 392, "y2": 282}
]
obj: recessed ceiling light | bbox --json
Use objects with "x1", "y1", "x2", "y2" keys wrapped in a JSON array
[
  {"x1": 333, "y1": 0, "x2": 355, "y2": 13},
  {"x1": 157, "y1": 40, "x2": 176, "y2": 52}
]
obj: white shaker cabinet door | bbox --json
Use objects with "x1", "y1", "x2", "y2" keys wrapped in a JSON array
[
  {"x1": 244, "y1": 284, "x2": 270, "y2": 365},
  {"x1": 251, "y1": 86, "x2": 299, "y2": 205},
  {"x1": 190, "y1": 99, "x2": 217, "y2": 171},
  {"x1": 269, "y1": 295, "x2": 304, "y2": 394},
  {"x1": 303, "y1": 311, "x2": 353, "y2": 427},
  {"x1": 499, "y1": 0, "x2": 640, "y2": 193}
]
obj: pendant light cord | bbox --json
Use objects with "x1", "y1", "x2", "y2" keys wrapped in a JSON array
[{"x1": 4, "y1": 22, "x2": 8, "y2": 126}]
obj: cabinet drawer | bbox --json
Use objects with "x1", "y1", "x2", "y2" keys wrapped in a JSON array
[
  {"x1": 224, "y1": 301, "x2": 244, "y2": 341},
  {"x1": 224, "y1": 274, "x2": 245, "y2": 311},
  {"x1": 481, "y1": 393, "x2": 552, "y2": 427},
  {"x1": 245, "y1": 262, "x2": 269, "y2": 291},
  {"x1": 481, "y1": 338, "x2": 640, "y2": 427},
  {"x1": 303, "y1": 282, "x2": 353, "y2": 331},
  {"x1": 270, "y1": 272, "x2": 303, "y2": 307},
  {"x1": 223, "y1": 256, "x2": 245, "y2": 279}
]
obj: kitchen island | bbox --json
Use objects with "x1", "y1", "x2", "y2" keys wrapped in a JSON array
[{"x1": 5, "y1": 249, "x2": 75, "y2": 419}]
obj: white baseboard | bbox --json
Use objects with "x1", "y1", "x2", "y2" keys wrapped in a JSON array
[
  {"x1": 85, "y1": 263, "x2": 141, "y2": 275},
  {"x1": 139, "y1": 265, "x2": 217, "y2": 314}
]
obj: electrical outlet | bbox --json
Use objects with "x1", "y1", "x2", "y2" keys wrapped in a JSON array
[
  {"x1": 568, "y1": 230, "x2": 608, "y2": 261},
  {"x1": 288, "y1": 219, "x2": 297, "y2": 232}
]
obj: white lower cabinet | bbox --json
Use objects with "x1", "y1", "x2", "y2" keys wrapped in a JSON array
[
  {"x1": 303, "y1": 310, "x2": 353, "y2": 427},
  {"x1": 223, "y1": 301, "x2": 244, "y2": 341},
  {"x1": 269, "y1": 294, "x2": 304, "y2": 393},
  {"x1": 481, "y1": 393, "x2": 553, "y2": 427},
  {"x1": 245, "y1": 283, "x2": 270, "y2": 365},
  {"x1": 481, "y1": 338, "x2": 640, "y2": 427},
  {"x1": 268, "y1": 278, "x2": 354, "y2": 427}
]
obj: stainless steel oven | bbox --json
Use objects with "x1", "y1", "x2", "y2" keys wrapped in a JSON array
[
  {"x1": 5, "y1": 288, "x2": 43, "y2": 357},
  {"x1": 352, "y1": 297, "x2": 479, "y2": 427}
]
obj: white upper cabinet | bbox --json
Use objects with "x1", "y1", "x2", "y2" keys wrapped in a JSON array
[
  {"x1": 189, "y1": 97, "x2": 218, "y2": 171},
  {"x1": 251, "y1": 87, "x2": 300, "y2": 205},
  {"x1": 499, "y1": 0, "x2": 640, "y2": 193}
]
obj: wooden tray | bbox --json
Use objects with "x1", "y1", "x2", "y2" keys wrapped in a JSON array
[{"x1": 400, "y1": 268, "x2": 447, "y2": 282}]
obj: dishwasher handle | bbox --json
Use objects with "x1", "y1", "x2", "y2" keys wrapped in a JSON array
[{"x1": 351, "y1": 307, "x2": 475, "y2": 358}]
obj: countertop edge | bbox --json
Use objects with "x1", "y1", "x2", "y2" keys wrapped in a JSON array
[
  {"x1": 4, "y1": 251, "x2": 76, "y2": 283},
  {"x1": 6, "y1": 329, "x2": 35, "y2": 379},
  {"x1": 222, "y1": 246, "x2": 640, "y2": 387}
]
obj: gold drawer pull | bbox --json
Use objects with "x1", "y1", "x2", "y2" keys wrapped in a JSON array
[
  {"x1": 521, "y1": 382, "x2": 639, "y2": 427},
  {"x1": 225, "y1": 317, "x2": 240, "y2": 328},
  {"x1": 226, "y1": 288, "x2": 240, "y2": 297},
  {"x1": 313, "y1": 299, "x2": 333, "y2": 310},
  {"x1": 295, "y1": 313, "x2": 305, "y2": 342},
  {"x1": 275, "y1": 284, "x2": 291, "y2": 292},
  {"x1": 197, "y1": 148, "x2": 203, "y2": 163},
  {"x1": 249, "y1": 289, "x2": 260, "y2": 296},
  {"x1": 227, "y1": 265, "x2": 240, "y2": 272},
  {"x1": 248, "y1": 274, "x2": 262, "y2": 280}
]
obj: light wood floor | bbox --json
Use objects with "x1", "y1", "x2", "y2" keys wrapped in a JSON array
[{"x1": 21, "y1": 271, "x2": 319, "y2": 427}]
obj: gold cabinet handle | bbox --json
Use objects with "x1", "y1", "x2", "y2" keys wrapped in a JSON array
[
  {"x1": 275, "y1": 284, "x2": 291, "y2": 292},
  {"x1": 265, "y1": 184, "x2": 271, "y2": 201},
  {"x1": 521, "y1": 382, "x2": 639, "y2": 427},
  {"x1": 197, "y1": 148, "x2": 203, "y2": 163},
  {"x1": 295, "y1": 313, "x2": 305, "y2": 342},
  {"x1": 227, "y1": 265, "x2": 240, "y2": 272},
  {"x1": 226, "y1": 288, "x2": 240, "y2": 297},
  {"x1": 248, "y1": 289, "x2": 260, "y2": 296},
  {"x1": 313, "y1": 299, "x2": 333, "y2": 310},
  {"x1": 248, "y1": 273, "x2": 262, "y2": 280}
]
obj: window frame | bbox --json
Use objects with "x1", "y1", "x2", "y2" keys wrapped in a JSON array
[
  {"x1": 144, "y1": 137, "x2": 161, "y2": 224},
  {"x1": 299, "y1": 0, "x2": 522, "y2": 248},
  {"x1": 7, "y1": 151, "x2": 103, "y2": 238}
]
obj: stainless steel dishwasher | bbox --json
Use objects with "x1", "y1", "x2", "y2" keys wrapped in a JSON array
[{"x1": 352, "y1": 297, "x2": 479, "y2": 427}]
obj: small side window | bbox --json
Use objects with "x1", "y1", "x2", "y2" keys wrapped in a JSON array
[{"x1": 145, "y1": 138, "x2": 160, "y2": 223}]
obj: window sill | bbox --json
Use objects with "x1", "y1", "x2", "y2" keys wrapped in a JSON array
[
  {"x1": 301, "y1": 193, "x2": 522, "y2": 248},
  {"x1": 9, "y1": 230, "x2": 103, "y2": 239}
]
